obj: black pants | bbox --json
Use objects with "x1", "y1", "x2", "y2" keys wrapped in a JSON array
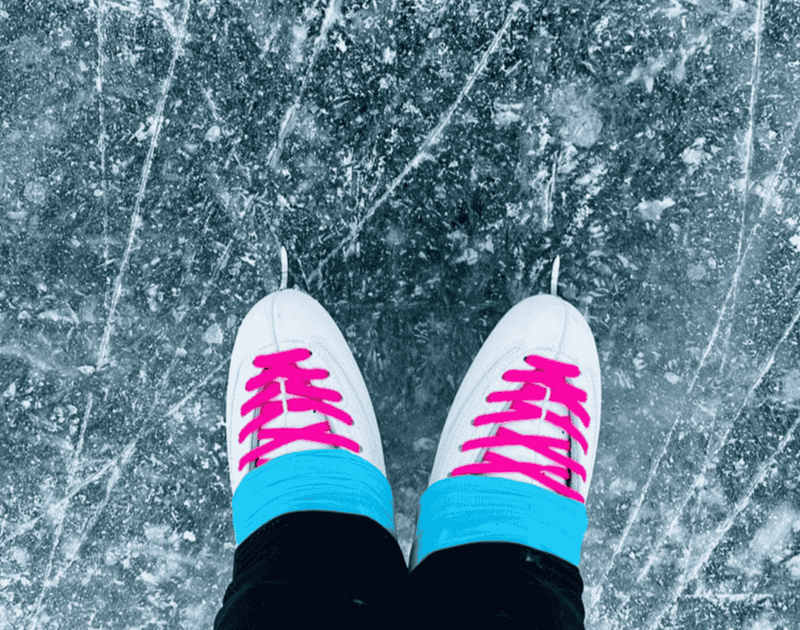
[{"x1": 214, "y1": 511, "x2": 585, "y2": 629}]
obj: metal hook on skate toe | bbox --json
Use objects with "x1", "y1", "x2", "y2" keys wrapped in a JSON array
[
  {"x1": 550, "y1": 255, "x2": 560, "y2": 296},
  {"x1": 280, "y1": 245, "x2": 288, "y2": 290}
]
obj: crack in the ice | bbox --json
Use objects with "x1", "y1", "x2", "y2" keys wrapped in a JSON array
[
  {"x1": 689, "y1": 0, "x2": 767, "y2": 396},
  {"x1": 714, "y1": 0, "x2": 764, "y2": 381},
  {"x1": 27, "y1": 496, "x2": 65, "y2": 630},
  {"x1": 646, "y1": 408, "x2": 800, "y2": 630},
  {"x1": 543, "y1": 153, "x2": 557, "y2": 232},
  {"x1": 43, "y1": 458, "x2": 121, "y2": 623},
  {"x1": 28, "y1": 394, "x2": 94, "y2": 630},
  {"x1": 267, "y1": 0, "x2": 342, "y2": 170},
  {"x1": 96, "y1": 0, "x2": 110, "y2": 275},
  {"x1": 2, "y1": 232, "x2": 227, "y2": 555},
  {"x1": 200, "y1": 238, "x2": 234, "y2": 308},
  {"x1": 739, "y1": 0, "x2": 764, "y2": 251},
  {"x1": 588, "y1": 98, "x2": 800, "y2": 624},
  {"x1": 201, "y1": 86, "x2": 281, "y2": 291},
  {"x1": 592, "y1": 295, "x2": 800, "y2": 623},
  {"x1": 635, "y1": 403, "x2": 719, "y2": 584},
  {"x1": 307, "y1": 1, "x2": 526, "y2": 288},
  {"x1": 96, "y1": 0, "x2": 191, "y2": 371},
  {"x1": 0, "y1": 357, "x2": 226, "y2": 551},
  {"x1": 609, "y1": 297, "x2": 800, "y2": 629},
  {"x1": 202, "y1": 87, "x2": 247, "y2": 178},
  {"x1": 19, "y1": 178, "x2": 244, "y2": 573}
]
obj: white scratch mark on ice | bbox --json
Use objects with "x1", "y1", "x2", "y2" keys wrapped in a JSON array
[
  {"x1": 688, "y1": 0, "x2": 766, "y2": 393},
  {"x1": 267, "y1": 0, "x2": 342, "y2": 170},
  {"x1": 543, "y1": 154, "x2": 557, "y2": 231},
  {"x1": 739, "y1": 0, "x2": 764, "y2": 252},
  {"x1": 69, "y1": 394, "x2": 93, "y2": 478},
  {"x1": 634, "y1": 297, "x2": 800, "y2": 590},
  {"x1": 48, "y1": 460, "x2": 121, "y2": 602},
  {"x1": 589, "y1": 90, "x2": 800, "y2": 625},
  {"x1": 0, "y1": 357, "x2": 225, "y2": 551},
  {"x1": 203, "y1": 88, "x2": 251, "y2": 178},
  {"x1": 96, "y1": 0, "x2": 191, "y2": 370},
  {"x1": 714, "y1": 0, "x2": 764, "y2": 376},
  {"x1": 28, "y1": 394, "x2": 94, "y2": 630},
  {"x1": 164, "y1": 358, "x2": 227, "y2": 420},
  {"x1": 200, "y1": 238, "x2": 234, "y2": 308},
  {"x1": 280, "y1": 245, "x2": 289, "y2": 290},
  {"x1": 96, "y1": 0, "x2": 110, "y2": 273},
  {"x1": 0, "y1": 208, "x2": 233, "y2": 575},
  {"x1": 27, "y1": 503, "x2": 65, "y2": 630},
  {"x1": 308, "y1": 1, "x2": 526, "y2": 287},
  {"x1": 645, "y1": 410, "x2": 800, "y2": 630}
]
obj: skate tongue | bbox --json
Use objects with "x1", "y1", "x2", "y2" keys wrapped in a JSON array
[
  {"x1": 251, "y1": 408, "x2": 337, "y2": 468},
  {"x1": 483, "y1": 406, "x2": 571, "y2": 488}
]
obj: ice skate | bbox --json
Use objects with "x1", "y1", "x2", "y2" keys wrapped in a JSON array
[
  {"x1": 410, "y1": 258, "x2": 601, "y2": 569},
  {"x1": 226, "y1": 283, "x2": 392, "y2": 546}
]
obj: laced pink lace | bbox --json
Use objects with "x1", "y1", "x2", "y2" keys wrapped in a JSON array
[
  {"x1": 238, "y1": 347, "x2": 359, "y2": 471},
  {"x1": 451, "y1": 354, "x2": 591, "y2": 503}
]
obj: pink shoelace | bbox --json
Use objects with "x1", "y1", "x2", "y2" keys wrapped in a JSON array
[
  {"x1": 237, "y1": 347, "x2": 359, "y2": 471},
  {"x1": 450, "y1": 354, "x2": 591, "y2": 504}
]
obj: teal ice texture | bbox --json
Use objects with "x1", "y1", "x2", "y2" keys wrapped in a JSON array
[
  {"x1": 414, "y1": 475, "x2": 588, "y2": 568},
  {"x1": 232, "y1": 449, "x2": 397, "y2": 546}
]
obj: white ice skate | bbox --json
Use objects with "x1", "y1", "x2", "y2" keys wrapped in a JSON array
[
  {"x1": 225, "y1": 287, "x2": 386, "y2": 500},
  {"x1": 410, "y1": 257, "x2": 602, "y2": 569}
]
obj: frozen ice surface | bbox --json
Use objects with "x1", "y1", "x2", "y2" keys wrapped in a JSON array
[{"x1": 2, "y1": 0, "x2": 800, "y2": 627}]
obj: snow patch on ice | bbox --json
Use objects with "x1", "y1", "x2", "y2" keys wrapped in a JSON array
[
  {"x1": 664, "y1": 371, "x2": 680, "y2": 384},
  {"x1": 681, "y1": 138, "x2": 709, "y2": 166},
  {"x1": 727, "y1": 502, "x2": 800, "y2": 577},
  {"x1": 203, "y1": 323, "x2": 223, "y2": 345},
  {"x1": 780, "y1": 368, "x2": 800, "y2": 402},
  {"x1": 607, "y1": 477, "x2": 636, "y2": 497},
  {"x1": 636, "y1": 197, "x2": 674, "y2": 222},
  {"x1": 789, "y1": 219, "x2": 800, "y2": 253},
  {"x1": 412, "y1": 437, "x2": 436, "y2": 453},
  {"x1": 786, "y1": 554, "x2": 800, "y2": 580}
]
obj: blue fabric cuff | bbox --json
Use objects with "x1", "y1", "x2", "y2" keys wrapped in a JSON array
[
  {"x1": 413, "y1": 476, "x2": 588, "y2": 568},
  {"x1": 231, "y1": 449, "x2": 396, "y2": 546}
]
